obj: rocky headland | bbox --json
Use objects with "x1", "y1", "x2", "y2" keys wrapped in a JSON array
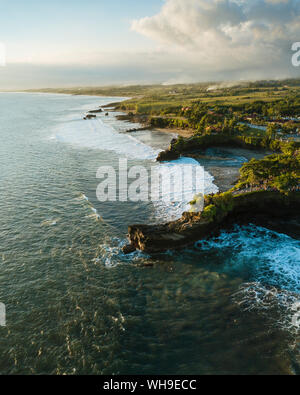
[
  {"x1": 124, "y1": 191, "x2": 300, "y2": 254},
  {"x1": 123, "y1": 134, "x2": 300, "y2": 254}
]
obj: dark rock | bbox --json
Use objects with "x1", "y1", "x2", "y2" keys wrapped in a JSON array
[
  {"x1": 84, "y1": 114, "x2": 96, "y2": 120},
  {"x1": 127, "y1": 191, "x2": 300, "y2": 253},
  {"x1": 122, "y1": 244, "x2": 137, "y2": 255},
  {"x1": 124, "y1": 126, "x2": 151, "y2": 133},
  {"x1": 170, "y1": 138, "x2": 178, "y2": 147},
  {"x1": 157, "y1": 149, "x2": 180, "y2": 162},
  {"x1": 88, "y1": 109, "x2": 103, "y2": 113}
]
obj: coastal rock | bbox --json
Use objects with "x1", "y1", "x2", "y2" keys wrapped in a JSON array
[
  {"x1": 127, "y1": 191, "x2": 300, "y2": 253},
  {"x1": 84, "y1": 114, "x2": 97, "y2": 120},
  {"x1": 157, "y1": 149, "x2": 180, "y2": 162},
  {"x1": 122, "y1": 244, "x2": 137, "y2": 255},
  {"x1": 170, "y1": 138, "x2": 178, "y2": 147},
  {"x1": 124, "y1": 126, "x2": 151, "y2": 133},
  {"x1": 88, "y1": 109, "x2": 103, "y2": 114}
]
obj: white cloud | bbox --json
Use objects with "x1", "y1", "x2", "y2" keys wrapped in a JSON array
[
  {"x1": 2, "y1": 0, "x2": 300, "y2": 88},
  {"x1": 131, "y1": 0, "x2": 300, "y2": 80}
]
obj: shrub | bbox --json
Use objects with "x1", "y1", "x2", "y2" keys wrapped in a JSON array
[{"x1": 202, "y1": 205, "x2": 218, "y2": 221}]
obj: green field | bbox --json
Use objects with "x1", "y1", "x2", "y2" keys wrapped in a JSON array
[
  {"x1": 27, "y1": 79, "x2": 300, "y2": 113},
  {"x1": 28, "y1": 79, "x2": 300, "y2": 139}
]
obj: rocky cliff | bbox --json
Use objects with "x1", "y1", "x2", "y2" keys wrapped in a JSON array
[{"x1": 124, "y1": 191, "x2": 300, "y2": 254}]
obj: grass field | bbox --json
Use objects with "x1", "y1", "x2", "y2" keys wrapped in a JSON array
[{"x1": 27, "y1": 80, "x2": 300, "y2": 109}]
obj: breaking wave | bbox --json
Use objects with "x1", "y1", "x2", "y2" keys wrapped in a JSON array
[
  {"x1": 95, "y1": 238, "x2": 150, "y2": 268},
  {"x1": 195, "y1": 225, "x2": 300, "y2": 332},
  {"x1": 52, "y1": 106, "x2": 218, "y2": 221},
  {"x1": 52, "y1": 116, "x2": 159, "y2": 160}
]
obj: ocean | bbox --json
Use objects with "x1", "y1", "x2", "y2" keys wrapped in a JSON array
[{"x1": 0, "y1": 92, "x2": 299, "y2": 374}]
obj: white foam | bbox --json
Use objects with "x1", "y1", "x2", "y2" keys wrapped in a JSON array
[
  {"x1": 82, "y1": 194, "x2": 89, "y2": 202},
  {"x1": 41, "y1": 219, "x2": 58, "y2": 227},
  {"x1": 53, "y1": 107, "x2": 218, "y2": 220},
  {"x1": 153, "y1": 157, "x2": 218, "y2": 221},
  {"x1": 95, "y1": 238, "x2": 149, "y2": 268},
  {"x1": 196, "y1": 225, "x2": 300, "y2": 332},
  {"x1": 233, "y1": 283, "x2": 300, "y2": 332},
  {"x1": 79, "y1": 193, "x2": 102, "y2": 220},
  {"x1": 53, "y1": 117, "x2": 159, "y2": 160},
  {"x1": 89, "y1": 206, "x2": 101, "y2": 220}
]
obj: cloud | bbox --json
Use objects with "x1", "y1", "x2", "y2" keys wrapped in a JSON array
[
  {"x1": 131, "y1": 0, "x2": 300, "y2": 80},
  {"x1": 2, "y1": 0, "x2": 300, "y2": 89}
]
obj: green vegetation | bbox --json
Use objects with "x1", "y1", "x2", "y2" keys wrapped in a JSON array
[
  {"x1": 189, "y1": 145, "x2": 299, "y2": 222},
  {"x1": 30, "y1": 79, "x2": 300, "y2": 141},
  {"x1": 200, "y1": 192, "x2": 235, "y2": 220},
  {"x1": 110, "y1": 80, "x2": 300, "y2": 143},
  {"x1": 33, "y1": 79, "x2": 300, "y2": 203},
  {"x1": 201, "y1": 205, "x2": 218, "y2": 221},
  {"x1": 28, "y1": 80, "x2": 300, "y2": 253},
  {"x1": 234, "y1": 148, "x2": 300, "y2": 195},
  {"x1": 170, "y1": 134, "x2": 300, "y2": 155}
]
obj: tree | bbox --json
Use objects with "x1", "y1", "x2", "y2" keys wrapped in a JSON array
[{"x1": 266, "y1": 124, "x2": 277, "y2": 140}]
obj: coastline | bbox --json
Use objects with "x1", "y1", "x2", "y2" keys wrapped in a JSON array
[
  {"x1": 103, "y1": 105, "x2": 300, "y2": 255},
  {"x1": 23, "y1": 93, "x2": 300, "y2": 255},
  {"x1": 154, "y1": 127, "x2": 194, "y2": 138},
  {"x1": 107, "y1": 103, "x2": 244, "y2": 195},
  {"x1": 1, "y1": 91, "x2": 299, "y2": 375},
  {"x1": 126, "y1": 191, "x2": 300, "y2": 254},
  {"x1": 190, "y1": 147, "x2": 268, "y2": 192},
  {"x1": 94, "y1": 103, "x2": 288, "y2": 241}
]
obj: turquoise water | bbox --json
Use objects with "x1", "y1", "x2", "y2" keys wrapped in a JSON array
[{"x1": 0, "y1": 93, "x2": 299, "y2": 375}]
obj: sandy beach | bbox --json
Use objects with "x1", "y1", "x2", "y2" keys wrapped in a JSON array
[{"x1": 154, "y1": 127, "x2": 194, "y2": 138}]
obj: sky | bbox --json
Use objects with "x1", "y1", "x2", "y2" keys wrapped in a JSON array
[{"x1": 0, "y1": 0, "x2": 300, "y2": 88}]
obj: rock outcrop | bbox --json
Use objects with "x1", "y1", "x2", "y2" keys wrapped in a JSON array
[
  {"x1": 88, "y1": 109, "x2": 103, "y2": 114},
  {"x1": 84, "y1": 114, "x2": 97, "y2": 120},
  {"x1": 156, "y1": 149, "x2": 180, "y2": 162},
  {"x1": 124, "y1": 191, "x2": 300, "y2": 254},
  {"x1": 156, "y1": 138, "x2": 181, "y2": 162}
]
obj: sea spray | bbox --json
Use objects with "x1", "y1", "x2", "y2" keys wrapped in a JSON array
[
  {"x1": 53, "y1": 116, "x2": 159, "y2": 160},
  {"x1": 1, "y1": 92, "x2": 299, "y2": 374},
  {"x1": 196, "y1": 225, "x2": 300, "y2": 332},
  {"x1": 55, "y1": 110, "x2": 218, "y2": 221}
]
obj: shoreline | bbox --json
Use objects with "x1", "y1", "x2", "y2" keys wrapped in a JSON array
[
  {"x1": 113, "y1": 109, "x2": 195, "y2": 138},
  {"x1": 126, "y1": 191, "x2": 300, "y2": 254},
  {"x1": 108, "y1": 104, "x2": 243, "y2": 193},
  {"x1": 13, "y1": 91, "x2": 201, "y2": 138},
  {"x1": 99, "y1": 103, "x2": 274, "y2": 217},
  {"x1": 190, "y1": 146, "x2": 268, "y2": 192},
  {"x1": 45, "y1": 95, "x2": 299, "y2": 255},
  {"x1": 154, "y1": 127, "x2": 194, "y2": 138},
  {"x1": 105, "y1": 108, "x2": 300, "y2": 254}
]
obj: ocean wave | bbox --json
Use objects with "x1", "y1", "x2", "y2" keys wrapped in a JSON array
[
  {"x1": 233, "y1": 283, "x2": 300, "y2": 332},
  {"x1": 196, "y1": 225, "x2": 300, "y2": 331},
  {"x1": 153, "y1": 157, "x2": 219, "y2": 221},
  {"x1": 41, "y1": 219, "x2": 58, "y2": 227},
  {"x1": 52, "y1": 116, "x2": 159, "y2": 160},
  {"x1": 95, "y1": 238, "x2": 150, "y2": 268},
  {"x1": 77, "y1": 193, "x2": 102, "y2": 220},
  {"x1": 54, "y1": 113, "x2": 218, "y2": 221}
]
